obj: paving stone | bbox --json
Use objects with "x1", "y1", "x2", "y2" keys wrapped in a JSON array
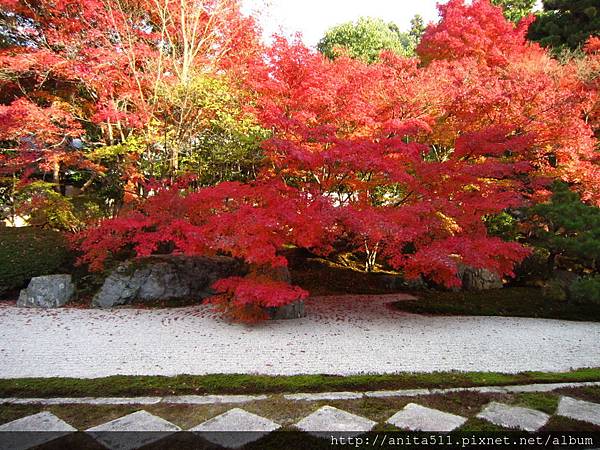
[
  {"x1": 162, "y1": 394, "x2": 268, "y2": 405},
  {"x1": 284, "y1": 392, "x2": 363, "y2": 401},
  {"x1": 386, "y1": 403, "x2": 467, "y2": 432},
  {"x1": 0, "y1": 397, "x2": 161, "y2": 405},
  {"x1": 0, "y1": 411, "x2": 76, "y2": 450},
  {"x1": 86, "y1": 410, "x2": 181, "y2": 450},
  {"x1": 477, "y1": 402, "x2": 550, "y2": 431},
  {"x1": 557, "y1": 396, "x2": 600, "y2": 426},
  {"x1": 466, "y1": 386, "x2": 510, "y2": 394},
  {"x1": 294, "y1": 405, "x2": 376, "y2": 439},
  {"x1": 504, "y1": 383, "x2": 587, "y2": 393},
  {"x1": 190, "y1": 408, "x2": 280, "y2": 449},
  {"x1": 428, "y1": 387, "x2": 469, "y2": 395},
  {"x1": 364, "y1": 389, "x2": 430, "y2": 398}
]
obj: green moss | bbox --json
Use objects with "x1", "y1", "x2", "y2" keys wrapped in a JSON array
[
  {"x1": 1, "y1": 368, "x2": 600, "y2": 398},
  {"x1": 393, "y1": 287, "x2": 600, "y2": 322},
  {"x1": 513, "y1": 393, "x2": 559, "y2": 415}
]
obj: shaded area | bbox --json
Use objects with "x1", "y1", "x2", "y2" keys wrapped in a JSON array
[{"x1": 392, "y1": 288, "x2": 600, "y2": 322}]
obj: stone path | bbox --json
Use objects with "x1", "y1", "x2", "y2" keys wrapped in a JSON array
[
  {"x1": 1, "y1": 294, "x2": 600, "y2": 377},
  {"x1": 2, "y1": 395, "x2": 600, "y2": 449},
  {"x1": 3, "y1": 381, "x2": 600, "y2": 406}
]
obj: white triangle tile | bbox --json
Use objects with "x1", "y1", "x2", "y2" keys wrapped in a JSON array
[
  {"x1": 0, "y1": 411, "x2": 76, "y2": 450},
  {"x1": 86, "y1": 410, "x2": 180, "y2": 450},
  {"x1": 190, "y1": 408, "x2": 280, "y2": 448},
  {"x1": 294, "y1": 405, "x2": 376, "y2": 439}
]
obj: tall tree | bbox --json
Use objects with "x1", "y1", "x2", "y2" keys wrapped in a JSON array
[
  {"x1": 0, "y1": 0, "x2": 263, "y2": 223},
  {"x1": 529, "y1": 0, "x2": 600, "y2": 49},
  {"x1": 409, "y1": 14, "x2": 426, "y2": 42},
  {"x1": 317, "y1": 17, "x2": 415, "y2": 63},
  {"x1": 77, "y1": 0, "x2": 599, "y2": 320},
  {"x1": 491, "y1": 0, "x2": 536, "y2": 23}
]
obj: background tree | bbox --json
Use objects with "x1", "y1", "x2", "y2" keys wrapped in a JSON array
[
  {"x1": 529, "y1": 0, "x2": 600, "y2": 49},
  {"x1": 0, "y1": 0, "x2": 264, "y2": 224},
  {"x1": 491, "y1": 0, "x2": 536, "y2": 23},
  {"x1": 317, "y1": 17, "x2": 415, "y2": 63},
  {"x1": 409, "y1": 14, "x2": 426, "y2": 42}
]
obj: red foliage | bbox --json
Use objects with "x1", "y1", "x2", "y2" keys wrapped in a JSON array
[
  {"x1": 0, "y1": 0, "x2": 261, "y2": 187},
  {"x1": 69, "y1": 0, "x2": 599, "y2": 320},
  {"x1": 212, "y1": 277, "x2": 309, "y2": 308},
  {"x1": 417, "y1": 0, "x2": 539, "y2": 66}
]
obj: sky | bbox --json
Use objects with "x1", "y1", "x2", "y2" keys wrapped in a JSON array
[{"x1": 241, "y1": 0, "x2": 442, "y2": 48}]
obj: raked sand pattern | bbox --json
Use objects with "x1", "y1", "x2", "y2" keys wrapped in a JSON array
[{"x1": 0, "y1": 294, "x2": 599, "y2": 378}]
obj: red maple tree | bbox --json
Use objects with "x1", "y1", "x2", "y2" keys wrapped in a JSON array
[{"x1": 16, "y1": 0, "x2": 596, "y2": 319}]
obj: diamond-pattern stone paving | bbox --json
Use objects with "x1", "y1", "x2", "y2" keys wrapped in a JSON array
[{"x1": 2, "y1": 395, "x2": 600, "y2": 449}]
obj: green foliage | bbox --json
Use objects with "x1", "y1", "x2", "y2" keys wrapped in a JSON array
[
  {"x1": 409, "y1": 14, "x2": 426, "y2": 42},
  {"x1": 0, "y1": 227, "x2": 70, "y2": 292},
  {"x1": 150, "y1": 75, "x2": 267, "y2": 183},
  {"x1": 514, "y1": 247, "x2": 552, "y2": 283},
  {"x1": 528, "y1": 182, "x2": 600, "y2": 272},
  {"x1": 14, "y1": 181, "x2": 102, "y2": 232},
  {"x1": 570, "y1": 275, "x2": 600, "y2": 304},
  {"x1": 317, "y1": 17, "x2": 416, "y2": 63},
  {"x1": 542, "y1": 278, "x2": 568, "y2": 301},
  {"x1": 485, "y1": 211, "x2": 521, "y2": 240},
  {"x1": 491, "y1": 0, "x2": 536, "y2": 23},
  {"x1": 529, "y1": 0, "x2": 600, "y2": 49}
]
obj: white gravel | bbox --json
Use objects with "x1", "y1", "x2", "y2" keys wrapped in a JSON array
[{"x1": 1, "y1": 294, "x2": 599, "y2": 378}]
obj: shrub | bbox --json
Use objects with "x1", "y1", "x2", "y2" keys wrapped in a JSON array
[
  {"x1": 0, "y1": 227, "x2": 70, "y2": 293},
  {"x1": 570, "y1": 276, "x2": 600, "y2": 305}
]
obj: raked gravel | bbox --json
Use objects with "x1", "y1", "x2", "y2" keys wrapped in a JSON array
[{"x1": 0, "y1": 294, "x2": 599, "y2": 378}]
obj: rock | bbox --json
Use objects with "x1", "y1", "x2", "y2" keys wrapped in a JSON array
[
  {"x1": 17, "y1": 274, "x2": 74, "y2": 308},
  {"x1": 93, "y1": 255, "x2": 246, "y2": 308},
  {"x1": 266, "y1": 300, "x2": 306, "y2": 320},
  {"x1": 380, "y1": 273, "x2": 426, "y2": 291},
  {"x1": 458, "y1": 265, "x2": 503, "y2": 291},
  {"x1": 249, "y1": 264, "x2": 307, "y2": 320}
]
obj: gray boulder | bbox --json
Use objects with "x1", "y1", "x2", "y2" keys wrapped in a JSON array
[
  {"x1": 267, "y1": 300, "x2": 306, "y2": 320},
  {"x1": 93, "y1": 255, "x2": 246, "y2": 308},
  {"x1": 458, "y1": 265, "x2": 503, "y2": 291},
  {"x1": 17, "y1": 274, "x2": 75, "y2": 308},
  {"x1": 249, "y1": 264, "x2": 307, "y2": 319}
]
